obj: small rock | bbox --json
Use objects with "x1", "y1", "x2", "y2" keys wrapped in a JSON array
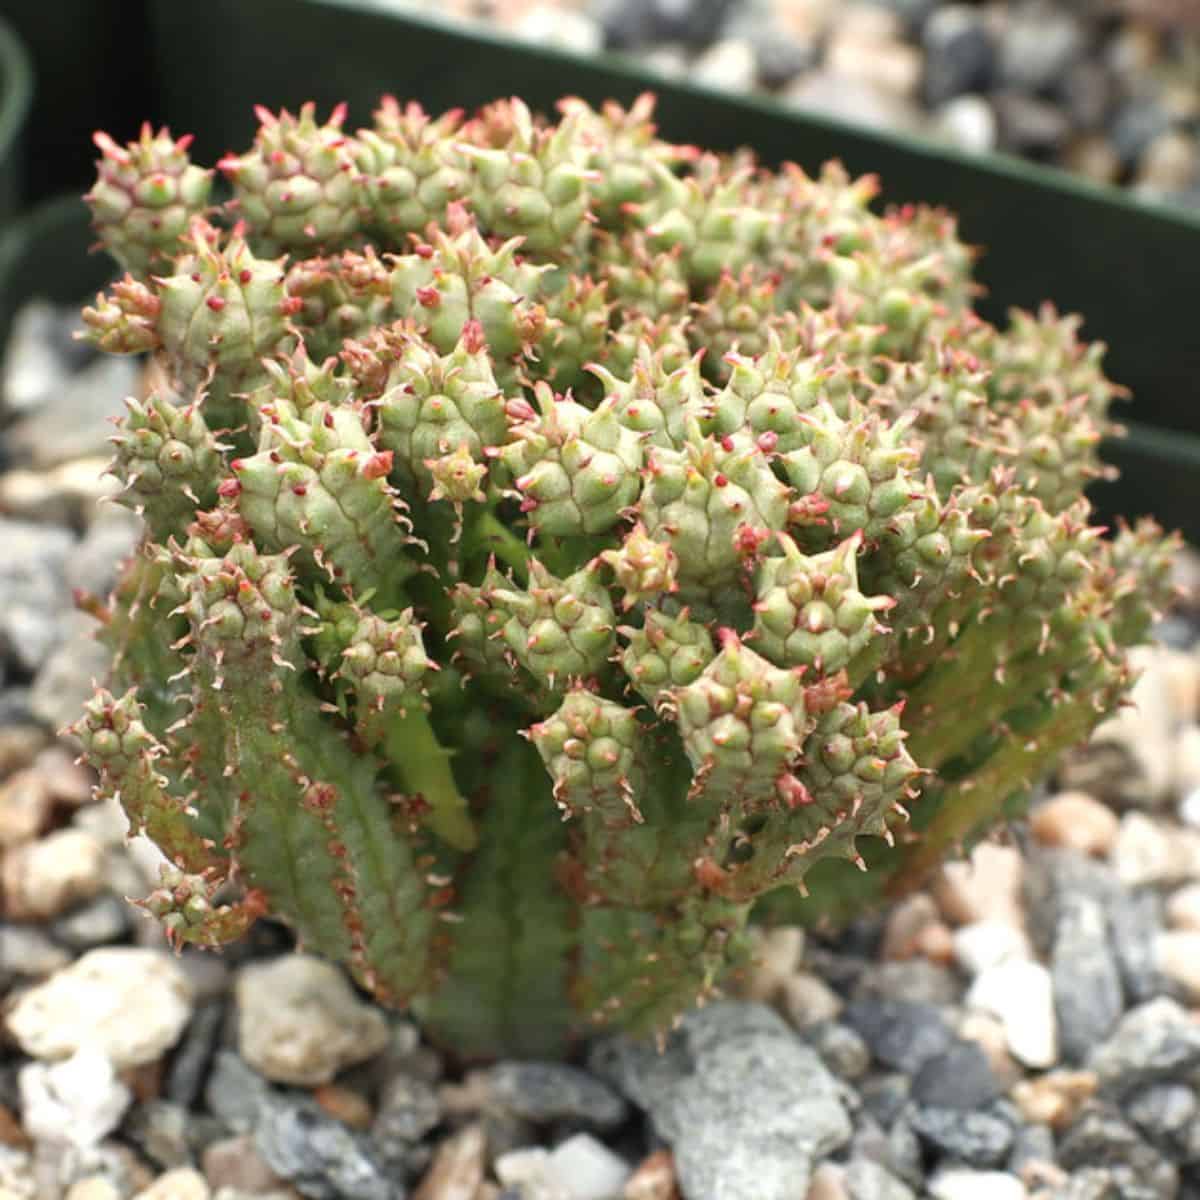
[
  {"x1": 1056, "y1": 59, "x2": 1114, "y2": 131},
  {"x1": 165, "y1": 999, "x2": 225, "y2": 1108},
  {"x1": 879, "y1": 894, "x2": 941, "y2": 961},
  {"x1": 926, "y1": 1168, "x2": 1027, "y2": 1200},
  {"x1": 1064, "y1": 134, "x2": 1122, "y2": 185},
  {"x1": 908, "y1": 1105, "x2": 1014, "y2": 1169},
  {"x1": 1127, "y1": 1082, "x2": 1200, "y2": 1159},
  {"x1": 783, "y1": 71, "x2": 925, "y2": 134},
  {"x1": 1088, "y1": 996, "x2": 1200, "y2": 1096},
  {"x1": 30, "y1": 610, "x2": 114, "y2": 735},
  {"x1": 202, "y1": 1134, "x2": 288, "y2": 1196},
  {"x1": 494, "y1": 1147, "x2": 571, "y2": 1200},
  {"x1": 1137, "y1": 129, "x2": 1200, "y2": 193},
  {"x1": 1108, "y1": 887, "x2": 1172, "y2": 1005},
  {"x1": 998, "y1": 0, "x2": 1085, "y2": 92},
  {"x1": 748, "y1": 25, "x2": 818, "y2": 89},
  {"x1": 825, "y1": 26, "x2": 923, "y2": 99},
  {"x1": 956, "y1": 1013, "x2": 1022, "y2": 1090},
  {"x1": 1, "y1": 301, "x2": 77, "y2": 416},
  {"x1": 411, "y1": 1123, "x2": 485, "y2": 1200},
  {"x1": 1011, "y1": 1071, "x2": 1098, "y2": 1131},
  {"x1": 0, "y1": 458, "x2": 120, "y2": 529},
  {"x1": 132, "y1": 1169, "x2": 210, "y2": 1200},
  {"x1": 1113, "y1": 812, "x2": 1200, "y2": 887},
  {"x1": 50, "y1": 894, "x2": 133, "y2": 950},
  {"x1": 1153, "y1": 930, "x2": 1200, "y2": 1000},
  {"x1": 1165, "y1": 882, "x2": 1200, "y2": 930},
  {"x1": 1056, "y1": 1102, "x2": 1178, "y2": 1195},
  {"x1": 255, "y1": 1100, "x2": 394, "y2": 1200},
  {"x1": 65, "y1": 510, "x2": 142, "y2": 602},
  {"x1": 802, "y1": 1022, "x2": 871, "y2": 1081},
  {"x1": 203, "y1": 1051, "x2": 273, "y2": 1135},
  {"x1": 842, "y1": 997, "x2": 954, "y2": 1075},
  {"x1": 484, "y1": 1061, "x2": 627, "y2": 1129},
  {"x1": 966, "y1": 960, "x2": 1057, "y2": 1069},
  {"x1": 2, "y1": 829, "x2": 106, "y2": 920},
  {"x1": 622, "y1": 1149, "x2": 676, "y2": 1200},
  {"x1": 921, "y1": 6, "x2": 994, "y2": 107},
  {"x1": 313, "y1": 1084, "x2": 371, "y2": 1131},
  {"x1": 690, "y1": 38, "x2": 758, "y2": 91},
  {"x1": 779, "y1": 972, "x2": 843, "y2": 1028},
  {"x1": 911, "y1": 1039, "x2": 1003, "y2": 1110},
  {"x1": 931, "y1": 95, "x2": 997, "y2": 155},
  {"x1": 952, "y1": 921, "x2": 1031, "y2": 976},
  {"x1": 1110, "y1": 94, "x2": 1175, "y2": 170},
  {"x1": 1030, "y1": 792, "x2": 1119, "y2": 857},
  {"x1": 1051, "y1": 895, "x2": 1124, "y2": 1063},
  {"x1": 1181, "y1": 786, "x2": 1200, "y2": 830},
  {"x1": 549, "y1": 1134, "x2": 631, "y2": 1200},
  {"x1": 992, "y1": 92, "x2": 1072, "y2": 156},
  {"x1": 371, "y1": 1072, "x2": 442, "y2": 1147},
  {"x1": 19, "y1": 1049, "x2": 132, "y2": 1151},
  {"x1": 122, "y1": 1100, "x2": 194, "y2": 1170},
  {"x1": 6, "y1": 948, "x2": 193, "y2": 1069},
  {"x1": 852, "y1": 959, "x2": 961, "y2": 1006},
  {"x1": 236, "y1": 955, "x2": 389, "y2": 1087},
  {"x1": 65, "y1": 1181, "x2": 122, "y2": 1200},
  {"x1": 0, "y1": 924, "x2": 71, "y2": 981},
  {"x1": 933, "y1": 844, "x2": 1024, "y2": 928},
  {"x1": 0, "y1": 769, "x2": 55, "y2": 848},
  {"x1": 0, "y1": 518, "x2": 77, "y2": 673},
  {"x1": 513, "y1": 5, "x2": 602, "y2": 53}
]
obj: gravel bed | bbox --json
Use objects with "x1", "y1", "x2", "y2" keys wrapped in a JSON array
[
  {"x1": 351, "y1": 0, "x2": 1200, "y2": 210},
  {"x1": 2, "y1": 301, "x2": 1200, "y2": 1199}
]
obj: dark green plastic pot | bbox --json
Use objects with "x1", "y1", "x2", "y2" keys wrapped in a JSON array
[
  {"x1": 0, "y1": 14, "x2": 33, "y2": 223},
  {"x1": 0, "y1": 194, "x2": 112, "y2": 361}
]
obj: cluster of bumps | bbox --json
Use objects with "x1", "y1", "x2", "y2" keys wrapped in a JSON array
[{"x1": 70, "y1": 95, "x2": 1177, "y2": 1057}]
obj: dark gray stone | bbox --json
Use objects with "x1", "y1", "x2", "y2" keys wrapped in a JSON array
[
  {"x1": 590, "y1": 1002, "x2": 851, "y2": 1200},
  {"x1": 1128, "y1": 1082, "x2": 1200, "y2": 1160},
  {"x1": 750, "y1": 27, "x2": 817, "y2": 89},
  {"x1": 484, "y1": 1060, "x2": 627, "y2": 1129},
  {"x1": 1109, "y1": 889, "x2": 1174, "y2": 1005},
  {"x1": 256, "y1": 1099, "x2": 399, "y2": 1200},
  {"x1": 1052, "y1": 894, "x2": 1124, "y2": 1064},
  {"x1": 852, "y1": 959, "x2": 961, "y2": 1007},
  {"x1": 167, "y1": 999, "x2": 226, "y2": 1109},
  {"x1": 120, "y1": 1099, "x2": 196, "y2": 1169},
  {"x1": 911, "y1": 1039, "x2": 1002, "y2": 1110},
  {"x1": 842, "y1": 997, "x2": 955, "y2": 1075},
  {"x1": 993, "y1": 92, "x2": 1073, "y2": 156},
  {"x1": 803, "y1": 1021, "x2": 871, "y2": 1081},
  {"x1": 1056, "y1": 59, "x2": 1114, "y2": 130},
  {"x1": 859, "y1": 1073, "x2": 912, "y2": 1128},
  {"x1": 1089, "y1": 998, "x2": 1200, "y2": 1097},
  {"x1": 370, "y1": 1072, "x2": 442, "y2": 1146},
  {"x1": 1008, "y1": 1122, "x2": 1056, "y2": 1175},
  {"x1": 593, "y1": 0, "x2": 738, "y2": 48},
  {"x1": 1058, "y1": 1103, "x2": 1178, "y2": 1199},
  {"x1": 921, "y1": 5, "x2": 994, "y2": 107},
  {"x1": 1110, "y1": 96, "x2": 1175, "y2": 169},
  {"x1": 908, "y1": 1105, "x2": 1014, "y2": 1168}
]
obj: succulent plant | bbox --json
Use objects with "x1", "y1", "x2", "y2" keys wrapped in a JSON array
[{"x1": 72, "y1": 95, "x2": 1178, "y2": 1059}]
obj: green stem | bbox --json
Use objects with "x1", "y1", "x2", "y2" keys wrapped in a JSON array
[
  {"x1": 385, "y1": 706, "x2": 478, "y2": 852},
  {"x1": 472, "y1": 510, "x2": 533, "y2": 580}
]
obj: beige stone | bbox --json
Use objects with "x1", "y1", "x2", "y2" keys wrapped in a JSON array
[
  {"x1": 1155, "y1": 930, "x2": 1200, "y2": 1000},
  {"x1": 65, "y1": 1183, "x2": 122, "y2": 1200},
  {"x1": 806, "y1": 1162, "x2": 849, "y2": 1200},
  {"x1": 412, "y1": 1123, "x2": 486, "y2": 1200},
  {"x1": 2, "y1": 829, "x2": 105, "y2": 919},
  {"x1": 880, "y1": 893, "x2": 940, "y2": 960},
  {"x1": 1175, "y1": 725, "x2": 1200, "y2": 797},
  {"x1": 1167, "y1": 883, "x2": 1200, "y2": 931},
  {"x1": 779, "y1": 972, "x2": 843, "y2": 1028},
  {"x1": 0, "y1": 768, "x2": 55, "y2": 848},
  {"x1": 734, "y1": 926, "x2": 805, "y2": 1002},
  {"x1": 932, "y1": 842, "x2": 1025, "y2": 928},
  {"x1": 1011, "y1": 1070, "x2": 1098, "y2": 1130},
  {"x1": 623, "y1": 1150, "x2": 678, "y2": 1200},
  {"x1": 1113, "y1": 813, "x2": 1200, "y2": 887},
  {"x1": 202, "y1": 1135, "x2": 287, "y2": 1195},
  {"x1": 1029, "y1": 791, "x2": 1119, "y2": 857},
  {"x1": 133, "y1": 1169, "x2": 210, "y2": 1200}
]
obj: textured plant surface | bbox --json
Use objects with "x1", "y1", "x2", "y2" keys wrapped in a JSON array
[{"x1": 71, "y1": 98, "x2": 1178, "y2": 1058}]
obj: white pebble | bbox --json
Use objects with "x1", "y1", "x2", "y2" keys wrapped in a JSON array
[
  {"x1": 1179, "y1": 786, "x2": 1200, "y2": 830},
  {"x1": 495, "y1": 1147, "x2": 571, "y2": 1200},
  {"x1": 928, "y1": 1167, "x2": 1028, "y2": 1200},
  {"x1": 1154, "y1": 930, "x2": 1200, "y2": 1000},
  {"x1": 690, "y1": 39, "x2": 759, "y2": 92},
  {"x1": 549, "y1": 1134, "x2": 631, "y2": 1200},
  {"x1": 932, "y1": 94, "x2": 997, "y2": 155},
  {"x1": 6, "y1": 948, "x2": 193, "y2": 1068},
  {"x1": 132, "y1": 1168, "x2": 210, "y2": 1200},
  {"x1": 2, "y1": 829, "x2": 105, "y2": 919},
  {"x1": 19, "y1": 1048, "x2": 131, "y2": 1150},
  {"x1": 236, "y1": 954, "x2": 389, "y2": 1086},
  {"x1": 966, "y1": 959, "x2": 1058, "y2": 1069},
  {"x1": 952, "y1": 920, "x2": 1032, "y2": 976},
  {"x1": 1113, "y1": 812, "x2": 1200, "y2": 887},
  {"x1": 514, "y1": 6, "x2": 602, "y2": 55}
]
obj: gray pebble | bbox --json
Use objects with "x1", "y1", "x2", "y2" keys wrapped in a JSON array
[
  {"x1": 205, "y1": 1049, "x2": 274, "y2": 1134},
  {"x1": 120, "y1": 1099, "x2": 198, "y2": 1169},
  {"x1": 859, "y1": 1073, "x2": 912, "y2": 1128},
  {"x1": 1127, "y1": 1082, "x2": 1200, "y2": 1160},
  {"x1": 843, "y1": 1157, "x2": 917, "y2": 1200},
  {"x1": 1008, "y1": 1122, "x2": 1056, "y2": 1175},
  {"x1": 803, "y1": 1021, "x2": 872, "y2": 1081},
  {"x1": 1110, "y1": 95, "x2": 1175, "y2": 169},
  {"x1": 371, "y1": 1071, "x2": 442, "y2": 1145},
  {"x1": 911, "y1": 1039, "x2": 1002, "y2": 1110},
  {"x1": 0, "y1": 922, "x2": 71, "y2": 983},
  {"x1": 1089, "y1": 997, "x2": 1200, "y2": 1097},
  {"x1": 852, "y1": 960, "x2": 962, "y2": 1007},
  {"x1": 484, "y1": 1060, "x2": 627, "y2": 1129},
  {"x1": 908, "y1": 1105, "x2": 1014, "y2": 1168},
  {"x1": 921, "y1": 5, "x2": 994, "y2": 107},
  {"x1": 998, "y1": 0, "x2": 1085, "y2": 93},
  {"x1": 49, "y1": 893, "x2": 132, "y2": 950},
  {"x1": 167, "y1": 999, "x2": 226, "y2": 1108},
  {"x1": 992, "y1": 91, "x2": 1073, "y2": 155},
  {"x1": 1108, "y1": 888, "x2": 1174, "y2": 1006},
  {"x1": 256, "y1": 1099, "x2": 398, "y2": 1200},
  {"x1": 0, "y1": 518, "x2": 77, "y2": 673},
  {"x1": 1055, "y1": 59, "x2": 1114, "y2": 131},
  {"x1": 1057, "y1": 1102, "x2": 1178, "y2": 1198},
  {"x1": 1051, "y1": 894, "x2": 1124, "y2": 1064},
  {"x1": 842, "y1": 997, "x2": 955, "y2": 1075}
]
